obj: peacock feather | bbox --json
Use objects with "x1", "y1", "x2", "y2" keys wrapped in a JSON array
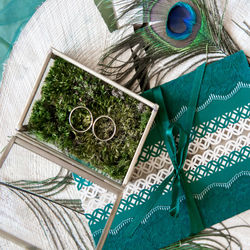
[
  {"x1": 100, "y1": 0, "x2": 241, "y2": 92},
  {"x1": 161, "y1": 223, "x2": 250, "y2": 249},
  {"x1": 8, "y1": 168, "x2": 74, "y2": 198},
  {"x1": 232, "y1": 20, "x2": 250, "y2": 37},
  {"x1": 1, "y1": 182, "x2": 94, "y2": 249}
]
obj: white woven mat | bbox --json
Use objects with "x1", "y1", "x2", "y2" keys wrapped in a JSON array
[{"x1": 0, "y1": 0, "x2": 250, "y2": 249}]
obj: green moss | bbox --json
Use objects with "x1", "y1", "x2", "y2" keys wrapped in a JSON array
[{"x1": 28, "y1": 57, "x2": 151, "y2": 180}]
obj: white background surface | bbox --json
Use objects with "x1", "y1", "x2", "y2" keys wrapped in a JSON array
[{"x1": 0, "y1": 0, "x2": 249, "y2": 249}]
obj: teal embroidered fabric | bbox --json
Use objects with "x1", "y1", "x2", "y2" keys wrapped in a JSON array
[
  {"x1": 72, "y1": 173, "x2": 92, "y2": 191},
  {"x1": 84, "y1": 51, "x2": 250, "y2": 249}
]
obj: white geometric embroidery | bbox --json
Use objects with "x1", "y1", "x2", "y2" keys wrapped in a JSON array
[
  {"x1": 133, "y1": 117, "x2": 250, "y2": 179},
  {"x1": 76, "y1": 109, "x2": 250, "y2": 221}
]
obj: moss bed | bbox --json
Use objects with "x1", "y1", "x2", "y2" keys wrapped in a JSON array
[{"x1": 27, "y1": 57, "x2": 151, "y2": 180}]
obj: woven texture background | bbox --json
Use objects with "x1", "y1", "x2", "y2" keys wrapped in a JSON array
[{"x1": 0, "y1": 0, "x2": 249, "y2": 248}]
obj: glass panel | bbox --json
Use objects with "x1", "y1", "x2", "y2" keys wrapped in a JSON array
[
  {"x1": 0, "y1": 143, "x2": 122, "y2": 248},
  {"x1": 0, "y1": 144, "x2": 117, "y2": 216}
]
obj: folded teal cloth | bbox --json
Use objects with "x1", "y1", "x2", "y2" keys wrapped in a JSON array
[
  {"x1": 94, "y1": 0, "x2": 117, "y2": 32},
  {"x1": 87, "y1": 51, "x2": 250, "y2": 249},
  {"x1": 0, "y1": 0, "x2": 44, "y2": 84}
]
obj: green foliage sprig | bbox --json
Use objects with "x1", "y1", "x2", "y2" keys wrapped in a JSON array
[{"x1": 28, "y1": 57, "x2": 151, "y2": 180}]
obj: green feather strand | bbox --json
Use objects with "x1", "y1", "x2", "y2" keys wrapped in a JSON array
[
  {"x1": 232, "y1": 20, "x2": 250, "y2": 37},
  {"x1": 100, "y1": 0, "x2": 241, "y2": 92},
  {"x1": 2, "y1": 168, "x2": 84, "y2": 213},
  {"x1": 161, "y1": 223, "x2": 250, "y2": 249},
  {"x1": 1, "y1": 182, "x2": 94, "y2": 249},
  {"x1": 8, "y1": 168, "x2": 74, "y2": 197}
]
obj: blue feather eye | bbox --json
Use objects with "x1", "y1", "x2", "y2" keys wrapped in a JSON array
[
  {"x1": 148, "y1": 0, "x2": 201, "y2": 48},
  {"x1": 100, "y1": 0, "x2": 240, "y2": 91},
  {"x1": 166, "y1": 2, "x2": 196, "y2": 40}
]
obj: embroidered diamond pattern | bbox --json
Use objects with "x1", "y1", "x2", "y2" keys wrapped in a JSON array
[
  {"x1": 185, "y1": 145, "x2": 250, "y2": 182},
  {"x1": 74, "y1": 105, "x2": 250, "y2": 226}
]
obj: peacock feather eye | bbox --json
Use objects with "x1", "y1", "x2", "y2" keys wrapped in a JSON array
[
  {"x1": 166, "y1": 3, "x2": 196, "y2": 40},
  {"x1": 100, "y1": 0, "x2": 240, "y2": 91},
  {"x1": 148, "y1": 0, "x2": 201, "y2": 48}
]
